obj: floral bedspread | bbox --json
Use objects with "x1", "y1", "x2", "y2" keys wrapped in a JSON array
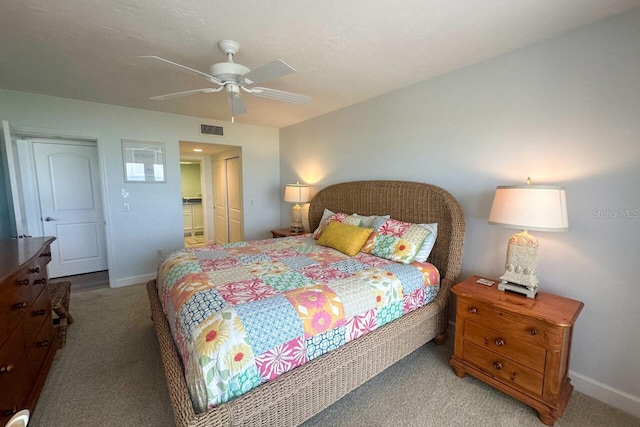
[{"x1": 157, "y1": 235, "x2": 440, "y2": 411}]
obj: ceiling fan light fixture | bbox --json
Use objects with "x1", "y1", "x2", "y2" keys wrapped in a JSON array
[{"x1": 226, "y1": 84, "x2": 240, "y2": 95}]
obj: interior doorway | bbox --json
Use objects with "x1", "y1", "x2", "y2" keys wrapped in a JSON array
[
  {"x1": 179, "y1": 140, "x2": 243, "y2": 247},
  {"x1": 2, "y1": 121, "x2": 109, "y2": 280}
]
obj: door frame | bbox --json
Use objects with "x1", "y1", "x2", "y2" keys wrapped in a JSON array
[
  {"x1": 179, "y1": 154, "x2": 212, "y2": 244},
  {"x1": 3, "y1": 123, "x2": 112, "y2": 276}
]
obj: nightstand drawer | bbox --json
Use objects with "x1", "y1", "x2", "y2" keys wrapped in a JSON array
[
  {"x1": 458, "y1": 298, "x2": 561, "y2": 348},
  {"x1": 463, "y1": 341, "x2": 544, "y2": 396},
  {"x1": 464, "y1": 320, "x2": 546, "y2": 372}
]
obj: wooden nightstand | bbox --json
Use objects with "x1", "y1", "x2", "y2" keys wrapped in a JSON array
[
  {"x1": 270, "y1": 228, "x2": 306, "y2": 238},
  {"x1": 450, "y1": 276, "x2": 583, "y2": 426}
]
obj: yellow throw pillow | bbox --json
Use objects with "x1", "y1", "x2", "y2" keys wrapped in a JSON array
[{"x1": 316, "y1": 221, "x2": 374, "y2": 256}]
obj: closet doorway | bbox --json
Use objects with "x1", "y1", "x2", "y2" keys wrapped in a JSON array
[{"x1": 179, "y1": 141, "x2": 243, "y2": 248}]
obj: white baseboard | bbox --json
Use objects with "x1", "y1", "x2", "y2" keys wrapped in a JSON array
[
  {"x1": 570, "y1": 370, "x2": 640, "y2": 418},
  {"x1": 112, "y1": 273, "x2": 156, "y2": 288}
]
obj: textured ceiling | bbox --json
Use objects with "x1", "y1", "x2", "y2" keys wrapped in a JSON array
[{"x1": 1, "y1": 0, "x2": 639, "y2": 129}]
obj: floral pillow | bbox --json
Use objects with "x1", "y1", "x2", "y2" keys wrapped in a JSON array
[
  {"x1": 352, "y1": 213, "x2": 390, "y2": 229},
  {"x1": 362, "y1": 218, "x2": 432, "y2": 264},
  {"x1": 413, "y1": 223, "x2": 438, "y2": 263},
  {"x1": 312, "y1": 210, "x2": 374, "y2": 239}
]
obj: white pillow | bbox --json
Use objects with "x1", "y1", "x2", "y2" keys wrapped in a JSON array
[
  {"x1": 413, "y1": 223, "x2": 438, "y2": 263},
  {"x1": 312, "y1": 209, "x2": 336, "y2": 238}
]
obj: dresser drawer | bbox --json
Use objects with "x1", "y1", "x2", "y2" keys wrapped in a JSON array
[
  {"x1": 458, "y1": 298, "x2": 562, "y2": 348},
  {"x1": 464, "y1": 319, "x2": 546, "y2": 372},
  {"x1": 25, "y1": 312, "x2": 54, "y2": 377},
  {"x1": 0, "y1": 268, "x2": 32, "y2": 345},
  {"x1": 38, "y1": 245, "x2": 52, "y2": 265},
  {"x1": 28, "y1": 260, "x2": 49, "y2": 302},
  {"x1": 463, "y1": 341, "x2": 544, "y2": 396},
  {"x1": 0, "y1": 329, "x2": 29, "y2": 417}
]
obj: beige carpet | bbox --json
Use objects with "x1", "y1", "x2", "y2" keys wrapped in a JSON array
[{"x1": 30, "y1": 284, "x2": 638, "y2": 427}]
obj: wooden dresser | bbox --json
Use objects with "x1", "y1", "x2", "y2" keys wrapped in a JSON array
[
  {"x1": 0, "y1": 237, "x2": 57, "y2": 424},
  {"x1": 450, "y1": 276, "x2": 583, "y2": 426}
]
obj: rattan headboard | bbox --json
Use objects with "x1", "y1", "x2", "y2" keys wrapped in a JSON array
[{"x1": 309, "y1": 180, "x2": 465, "y2": 289}]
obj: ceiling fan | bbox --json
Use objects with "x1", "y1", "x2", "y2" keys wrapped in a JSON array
[{"x1": 142, "y1": 40, "x2": 310, "y2": 121}]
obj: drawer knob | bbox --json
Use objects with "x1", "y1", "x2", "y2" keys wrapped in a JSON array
[
  {"x1": 34, "y1": 278, "x2": 47, "y2": 285},
  {"x1": 528, "y1": 328, "x2": 538, "y2": 336},
  {"x1": 0, "y1": 364, "x2": 15, "y2": 374},
  {"x1": 468, "y1": 307, "x2": 477, "y2": 314},
  {"x1": 33, "y1": 309, "x2": 46, "y2": 316},
  {"x1": 12, "y1": 301, "x2": 29, "y2": 310},
  {"x1": 493, "y1": 361, "x2": 503, "y2": 370},
  {"x1": 40, "y1": 252, "x2": 52, "y2": 257},
  {"x1": 17, "y1": 278, "x2": 30, "y2": 286},
  {"x1": 495, "y1": 338, "x2": 505, "y2": 347},
  {"x1": 37, "y1": 340, "x2": 50, "y2": 348},
  {"x1": 30, "y1": 267, "x2": 40, "y2": 274}
]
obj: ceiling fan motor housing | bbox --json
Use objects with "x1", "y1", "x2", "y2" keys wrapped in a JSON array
[{"x1": 210, "y1": 62, "x2": 250, "y2": 84}]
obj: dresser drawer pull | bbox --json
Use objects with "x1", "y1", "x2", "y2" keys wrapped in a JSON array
[
  {"x1": 40, "y1": 252, "x2": 52, "y2": 257},
  {"x1": 30, "y1": 267, "x2": 40, "y2": 274},
  {"x1": 495, "y1": 338, "x2": 505, "y2": 347},
  {"x1": 4, "y1": 408, "x2": 18, "y2": 417},
  {"x1": 37, "y1": 340, "x2": 50, "y2": 348},
  {"x1": 12, "y1": 301, "x2": 29, "y2": 310},
  {"x1": 528, "y1": 328, "x2": 538, "y2": 336},
  {"x1": 33, "y1": 309, "x2": 46, "y2": 316},
  {"x1": 17, "y1": 278, "x2": 30, "y2": 286},
  {"x1": 493, "y1": 361, "x2": 503, "y2": 370},
  {"x1": 468, "y1": 307, "x2": 477, "y2": 314},
  {"x1": 0, "y1": 364, "x2": 15, "y2": 374},
  {"x1": 33, "y1": 278, "x2": 47, "y2": 285}
]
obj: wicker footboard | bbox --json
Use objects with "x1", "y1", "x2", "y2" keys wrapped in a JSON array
[{"x1": 147, "y1": 278, "x2": 450, "y2": 427}]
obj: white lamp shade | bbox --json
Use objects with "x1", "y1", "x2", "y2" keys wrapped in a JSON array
[
  {"x1": 489, "y1": 185, "x2": 568, "y2": 232},
  {"x1": 284, "y1": 183, "x2": 310, "y2": 203}
]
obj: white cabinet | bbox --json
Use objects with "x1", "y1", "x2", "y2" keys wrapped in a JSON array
[
  {"x1": 192, "y1": 204, "x2": 203, "y2": 231},
  {"x1": 183, "y1": 204, "x2": 203, "y2": 236}
]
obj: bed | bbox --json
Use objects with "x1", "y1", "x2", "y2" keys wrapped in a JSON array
[{"x1": 147, "y1": 180, "x2": 465, "y2": 427}]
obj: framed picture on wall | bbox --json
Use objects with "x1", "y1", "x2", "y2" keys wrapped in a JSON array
[{"x1": 122, "y1": 139, "x2": 166, "y2": 183}]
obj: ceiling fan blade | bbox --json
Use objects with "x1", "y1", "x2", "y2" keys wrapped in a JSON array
[
  {"x1": 250, "y1": 87, "x2": 311, "y2": 105},
  {"x1": 141, "y1": 56, "x2": 222, "y2": 85},
  {"x1": 242, "y1": 60, "x2": 296, "y2": 86},
  {"x1": 228, "y1": 92, "x2": 247, "y2": 116},
  {"x1": 149, "y1": 88, "x2": 220, "y2": 101}
]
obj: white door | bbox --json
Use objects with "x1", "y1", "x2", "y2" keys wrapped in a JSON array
[
  {"x1": 226, "y1": 157, "x2": 243, "y2": 242},
  {"x1": 33, "y1": 142, "x2": 108, "y2": 278},
  {"x1": 213, "y1": 158, "x2": 228, "y2": 244},
  {"x1": 213, "y1": 155, "x2": 243, "y2": 244}
]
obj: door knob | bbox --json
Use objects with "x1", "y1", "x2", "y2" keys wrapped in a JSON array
[{"x1": 44, "y1": 217, "x2": 56, "y2": 221}]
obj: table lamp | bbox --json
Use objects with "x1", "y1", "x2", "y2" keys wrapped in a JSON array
[
  {"x1": 284, "y1": 182, "x2": 310, "y2": 232},
  {"x1": 488, "y1": 178, "x2": 568, "y2": 298}
]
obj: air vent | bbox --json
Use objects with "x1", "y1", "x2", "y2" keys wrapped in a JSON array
[{"x1": 200, "y1": 124, "x2": 224, "y2": 136}]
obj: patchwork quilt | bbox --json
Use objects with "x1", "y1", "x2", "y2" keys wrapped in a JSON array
[{"x1": 157, "y1": 235, "x2": 440, "y2": 412}]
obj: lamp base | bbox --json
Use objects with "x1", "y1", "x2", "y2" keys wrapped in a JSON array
[
  {"x1": 501, "y1": 230, "x2": 540, "y2": 288},
  {"x1": 497, "y1": 280, "x2": 539, "y2": 299},
  {"x1": 289, "y1": 203, "x2": 304, "y2": 233}
]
